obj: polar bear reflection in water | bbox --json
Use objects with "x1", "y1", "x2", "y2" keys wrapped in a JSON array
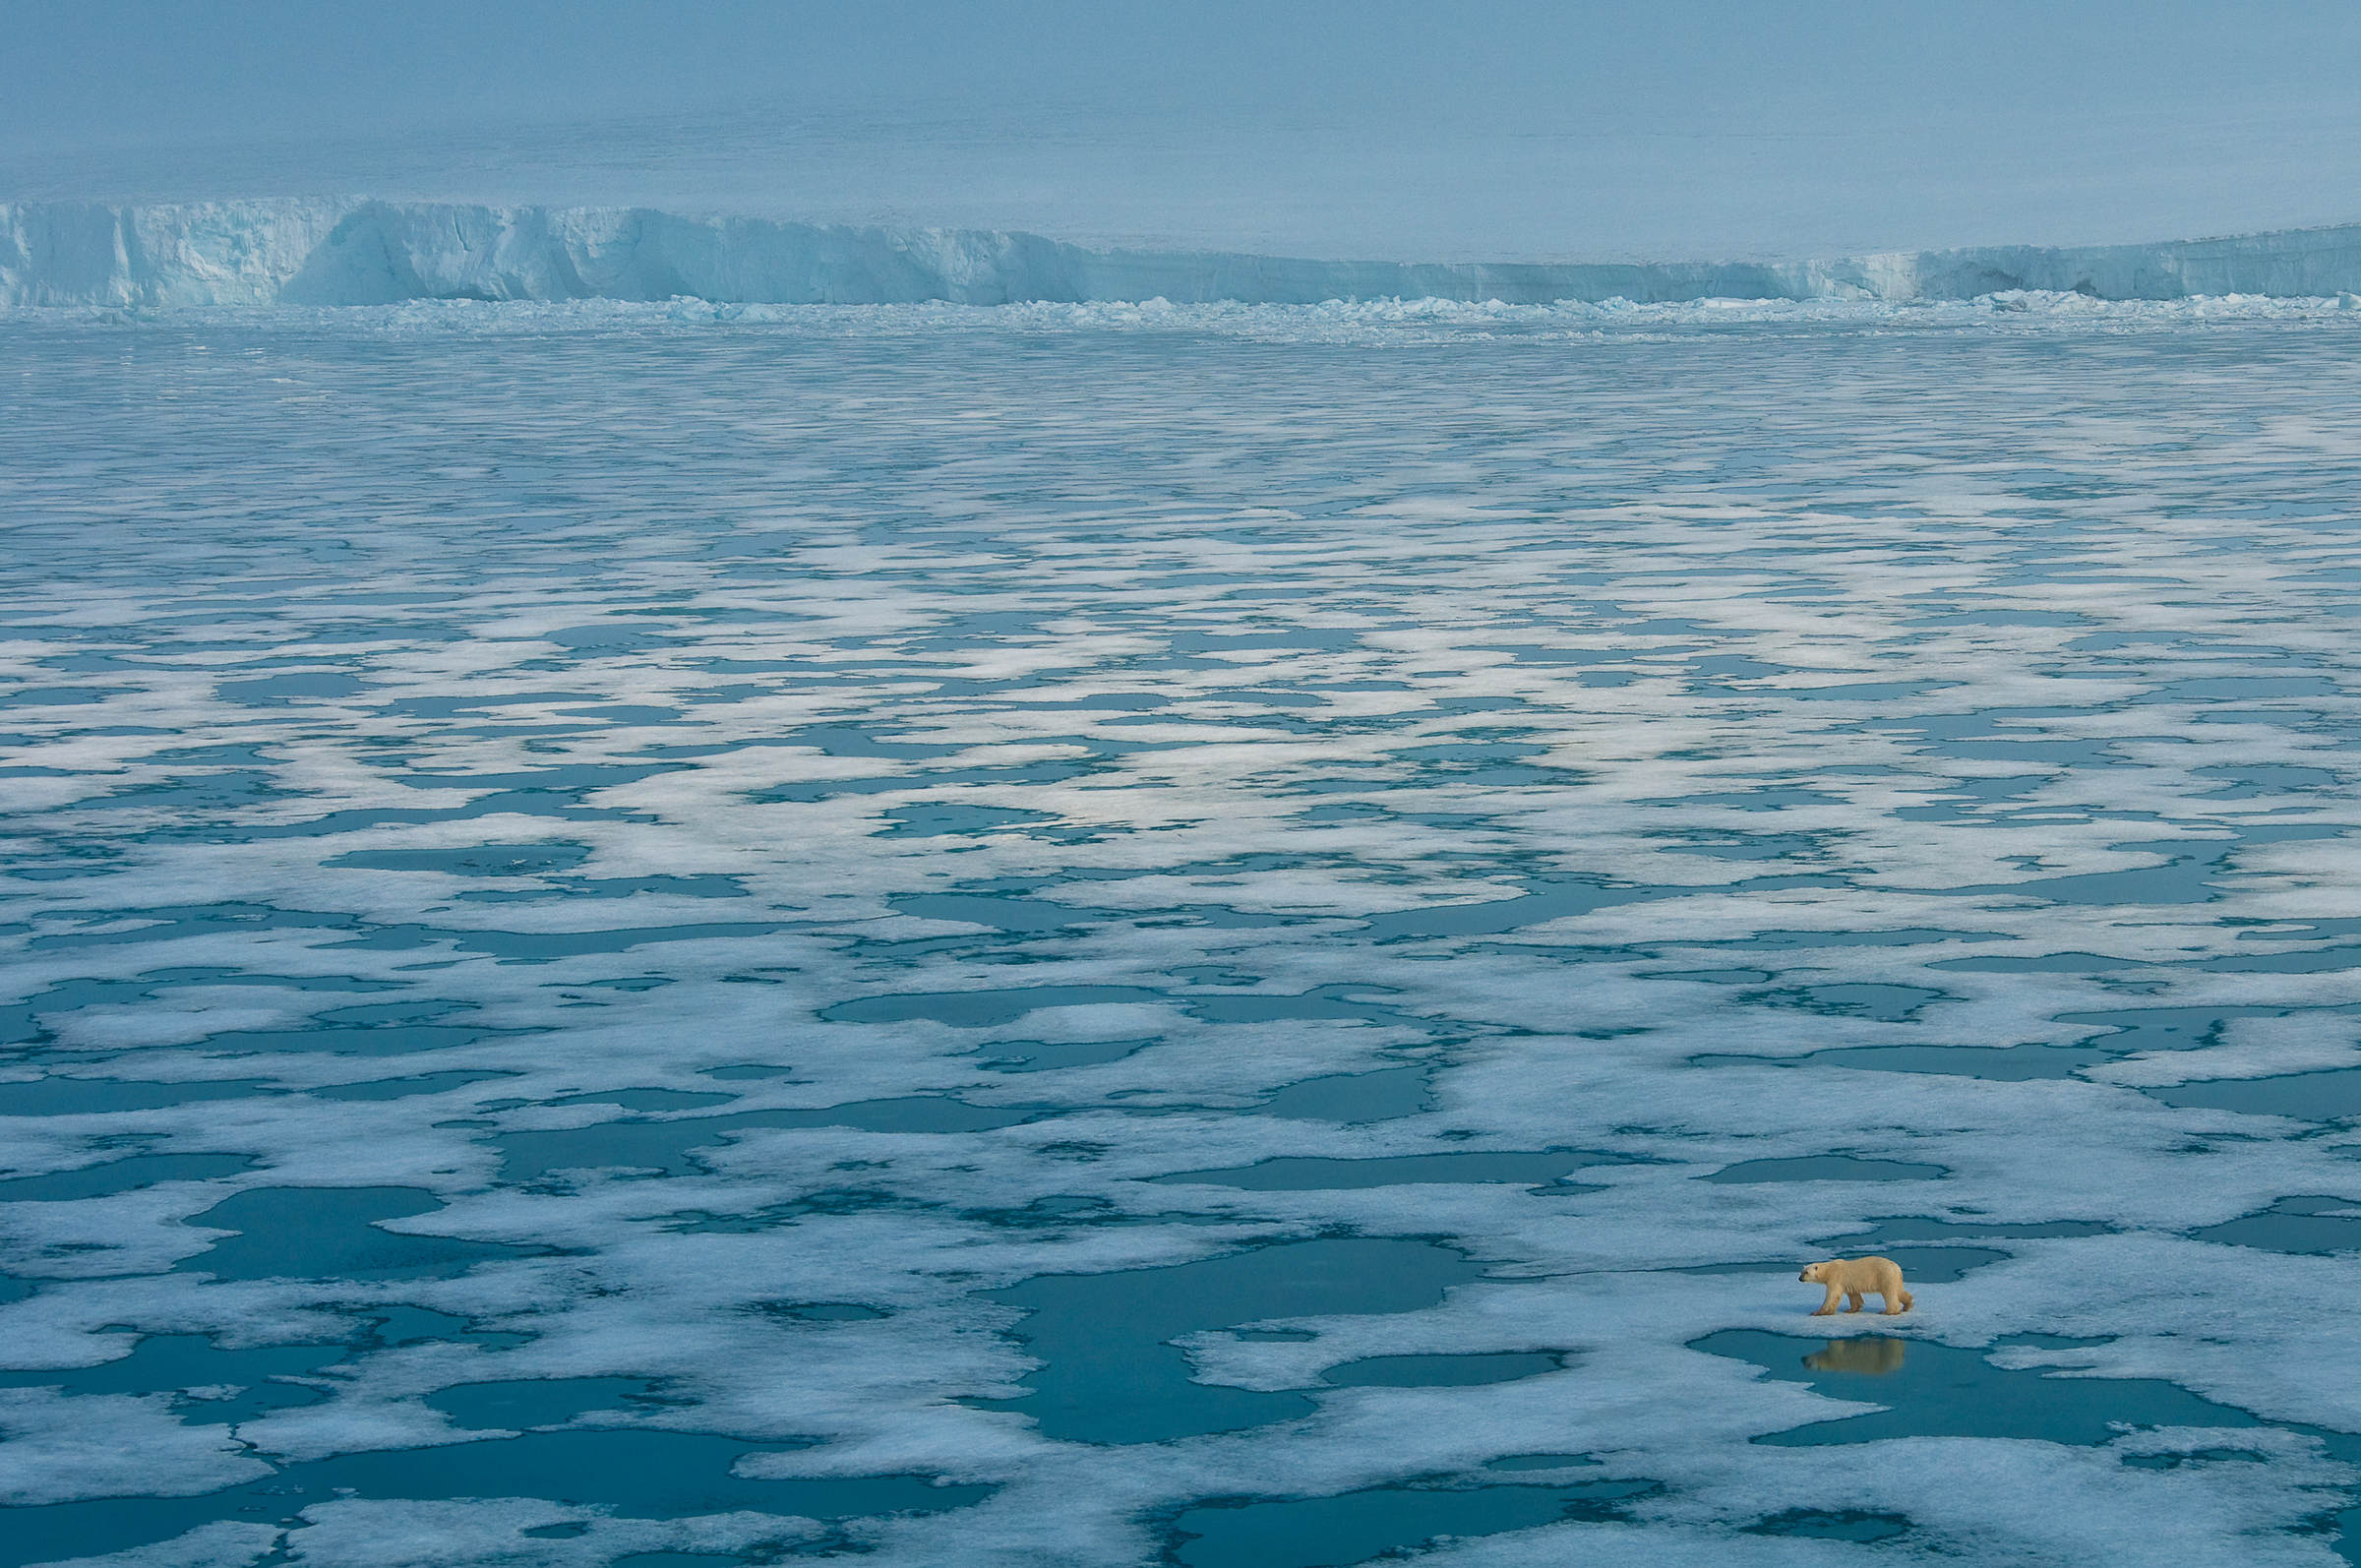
[{"x1": 1804, "y1": 1337, "x2": 1907, "y2": 1376}]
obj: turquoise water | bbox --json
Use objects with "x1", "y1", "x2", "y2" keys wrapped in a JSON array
[{"x1": 5, "y1": 305, "x2": 2361, "y2": 1565}]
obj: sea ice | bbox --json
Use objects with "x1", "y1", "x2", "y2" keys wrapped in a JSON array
[{"x1": 3, "y1": 300, "x2": 2361, "y2": 1564}]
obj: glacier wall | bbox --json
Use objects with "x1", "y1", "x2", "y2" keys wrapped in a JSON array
[{"x1": 6, "y1": 198, "x2": 2361, "y2": 308}]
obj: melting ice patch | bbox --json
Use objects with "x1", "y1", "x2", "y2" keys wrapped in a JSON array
[{"x1": 4, "y1": 306, "x2": 2361, "y2": 1564}]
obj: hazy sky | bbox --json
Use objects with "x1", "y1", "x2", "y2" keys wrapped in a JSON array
[{"x1": 5, "y1": 1, "x2": 2359, "y2": 259}]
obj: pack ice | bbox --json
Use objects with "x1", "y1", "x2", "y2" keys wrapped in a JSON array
[{"x1": 7, "y1": 257, "x2": 2361, "y2": 1566}]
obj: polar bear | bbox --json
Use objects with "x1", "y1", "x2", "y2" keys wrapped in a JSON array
[{"x1": 1798, "y1": 1256, "x2": 1913, "y2": 1316}]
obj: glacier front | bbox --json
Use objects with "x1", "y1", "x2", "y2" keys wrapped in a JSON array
[{"x1": 9, "y1": 198, "x2": 2361, "y2": 308}]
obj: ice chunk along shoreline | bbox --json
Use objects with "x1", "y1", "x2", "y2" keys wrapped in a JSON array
[{"x1": 8, "y1": 198, "x2": 2361, "y2": 308}]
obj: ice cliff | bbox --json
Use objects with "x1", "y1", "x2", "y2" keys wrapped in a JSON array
[{"x1": 7, "y1": 198, "x2": 2361, "y2": 308}]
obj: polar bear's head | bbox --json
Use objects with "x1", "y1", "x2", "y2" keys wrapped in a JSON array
[{"x1": 1797, "y1": 1261, "x2": 1834, "y2": 1283}]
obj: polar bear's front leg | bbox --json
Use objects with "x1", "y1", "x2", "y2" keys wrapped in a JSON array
[
  {"x1": 1844, "y1": 1291, "x2": 1864, "y2": 1313},
  {"x1": 1811, "y1": 1284, "x2": 1844, "y2": 1316}
]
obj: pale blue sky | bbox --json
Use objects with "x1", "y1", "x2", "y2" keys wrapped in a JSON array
[{"x1": 5, "y1": 1, "x2": 2358, "y2": 258}]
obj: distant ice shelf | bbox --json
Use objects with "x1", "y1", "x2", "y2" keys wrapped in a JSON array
[{"x1": 7, "y1": 198, "x2": 2361, "y2": 308}]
